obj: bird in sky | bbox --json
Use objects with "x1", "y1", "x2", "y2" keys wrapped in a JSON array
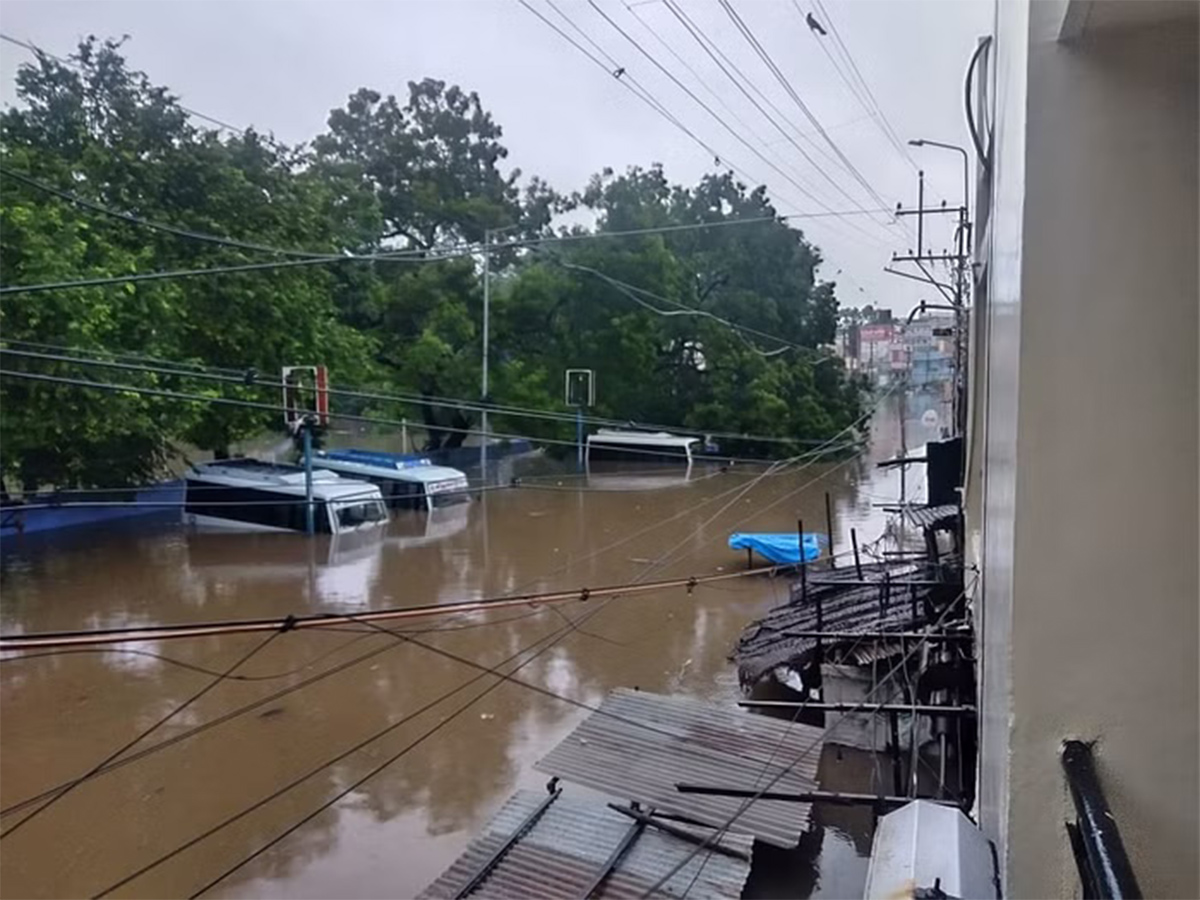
[
  {"x1": 613, "y1": 66, "x2": 626, "y2": 78},
  {"x1": 806, "y1": 12, "x2": 828, "y2": 36}
]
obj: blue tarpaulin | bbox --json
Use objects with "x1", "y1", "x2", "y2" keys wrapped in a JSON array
[{"x1": 728, "y1": 532, "x2": 823, "y2": 565}]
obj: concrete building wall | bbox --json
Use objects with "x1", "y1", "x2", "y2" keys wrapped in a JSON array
[{"x1": 976, "y1": 2, "x2": 1199, "y2": 896}]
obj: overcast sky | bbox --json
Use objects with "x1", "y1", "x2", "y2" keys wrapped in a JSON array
[{"x1": 1, "y1": 0, "x2": 991, "y2": 314}]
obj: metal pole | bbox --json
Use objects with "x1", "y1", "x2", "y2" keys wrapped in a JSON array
[
  {"x1": 888, "y1": 710, "x2": 903, "y2": 795},
  {"x1": 576, "y1": 404, "x2": 584, "y2": 470},
  {"x1": 401, "y1": 418, "x2": 409, "y2": 454},
  {"x1": 916, "y1": 169, "x2": 925, "y2": 258},
  {"x1": 850, "y1": 527, "x2": 863, "y2": 579},
  {"x1": 481, "y1": 229, "x2": 491, "y2": 480},
  {"x1": 303, "y1": 422, "x2": 315, "y2": 536},
  {"x1": 824, "y1": 491, "x2": 835, "y2": 568},
  {"x1": 798, "y1": 518, "x2": 808, "y2": 604}
]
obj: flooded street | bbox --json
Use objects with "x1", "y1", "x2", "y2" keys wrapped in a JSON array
[{"x1": 0, "y1": 397, "x2": 940, "y2": 899}]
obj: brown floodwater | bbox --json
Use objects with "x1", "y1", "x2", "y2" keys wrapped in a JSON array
[{"x1": 0, "y1": 396, "x2": 941, "y2": 899}]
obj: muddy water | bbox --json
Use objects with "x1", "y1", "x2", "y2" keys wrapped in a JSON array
[{"x1": 0, "y1": 396, "x2": 940, "y2": 899}]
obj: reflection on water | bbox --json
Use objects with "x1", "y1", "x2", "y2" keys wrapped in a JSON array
[{"x1": 0, "y1": 396, "x2": 938, "y2": 898}]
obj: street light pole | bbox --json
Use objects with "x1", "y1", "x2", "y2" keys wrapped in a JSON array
[{"x1": 908, "y1": 139, "x2": 969, "y2": 215}]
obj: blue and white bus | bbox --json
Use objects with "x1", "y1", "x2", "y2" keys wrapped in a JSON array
[{"x1": 313, "y1": 449, "x2": 470, "y2": 511}]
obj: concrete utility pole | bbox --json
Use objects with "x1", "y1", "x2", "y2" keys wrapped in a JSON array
[
  {"x1": 481, "y1": 225, "x2": 518, "y2": 479},
  {"x1": 482, "y1": 228, "x2": 492, "y2": 478},
  {"x1": 889, "y1": 143, "x2": 972, "y2": 436}
]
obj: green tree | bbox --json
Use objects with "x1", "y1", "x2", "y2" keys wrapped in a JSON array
[{"x1": 0, "y1": 38, "x2": 378, "y2": 484}]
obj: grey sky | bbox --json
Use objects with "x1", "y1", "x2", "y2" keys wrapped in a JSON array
[{"x1": 1, "y1": 0, "x2": 990, "y2": 314}]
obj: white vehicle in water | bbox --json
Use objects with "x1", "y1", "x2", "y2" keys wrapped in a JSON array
[
  {"x1": 313, "y1": 449, "x2": 470, "y2": 511},
  {"x1": 183, "y1": 459, "x2": 388, "y2": 535}
]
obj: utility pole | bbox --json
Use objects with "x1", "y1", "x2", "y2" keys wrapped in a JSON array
[
  {"x1": 302, "y1": 418, "x2": 315, "y2": 535},
  {"x1": 888, "y1": 148, "x2": 971, "y2": 437},
  {"x1": 481, "y1": 228, "x2": 492, "y2": 479},
  {"x1": 481, "y1": 224, "x2": 518, "y2": 480}
]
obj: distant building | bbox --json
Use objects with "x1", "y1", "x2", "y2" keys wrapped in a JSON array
[
  {"x1": 903, "y1": 314, "x2": 957, "y2": 389},
  {"x1": 834, "y1": 323, "x2": 861, "y2": 372},
  {"x1": 859, "y1": 322, "x2": 895, "y2": 385}
]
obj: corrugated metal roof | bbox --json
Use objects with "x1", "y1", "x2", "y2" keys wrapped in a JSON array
[
  {"x1": 535, "y1": 688, "x2": 824, "y2": 849},
  {"x1": 902, "y1": 504, "x2": 960, "y2": 529},
  {"x1": 733, "y1": 563, "x2": 940, "y2": 688},
  {"x1": 419, "y1": 789, "x2": 753, "y2": 899}
]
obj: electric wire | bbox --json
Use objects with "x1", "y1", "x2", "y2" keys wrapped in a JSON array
[
  {"x1": 0, "y1": 632, "x2": 379, "y2": 682},
  {"x1": 0, "y1": 605, "x2": 600, "y2": 823},
  {"x1": 648, "y1": 0, "x2": 893, "y2": 246},
  {"x1": 2, "y1": 340, "x2": 857, "y2": 447},
  {"x1": 0, "y1": 167, "x2": 347, "y2": 260},
  {"x1": 623, "y1": 0, "x2": 888, "y2": 257},
  {"x1": 0, "y1": 251, "x2": 465, "y2": 297},
  {"x1": 515, "y1": 0, "x2": 755, "y2": 187},
  {"x1": 0, "y1": 563, "x2": 792, "y2": 652},
  {"x1": 800, "y1": 0, "x2": 918, "y2": 171},
  {"x1": 172, "y1": 415, "x2": 892, "y2": 891},
  {"x1": 718, "y1": 0, "x2": 906, "y2": 239},
  {"x1": 0, "y1": 364, "x2": 857, "y2": 467},
  {"x1": 660, "y1": 0, "x2": 864, "y2": 195},
  {"x1": 0, "y1": 628, "x2": 283, "y2": 841},
  {"x1": 0, "y1": 34, "x2": 277, "y2": 145},
  {"x1": 550, "y1": 258, "x2": 801, "y2": 355},
  {"x1": 91, "y1": 602, "x2": 609, "y2": 898},
  {"x1": 584, "y1": 0, "x2": 885, "y2": 246}
]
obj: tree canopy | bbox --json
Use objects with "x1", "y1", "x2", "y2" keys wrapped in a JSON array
[{"x1": 0, "y1": 38, "x2": 862, "y2": 488}]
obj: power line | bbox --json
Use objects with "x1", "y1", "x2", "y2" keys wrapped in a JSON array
[
  {"x1": 794, "y1": 0, "x2": 917, "y2": 172},
  {"x1": 548, "y1": 258, "x2": 801, "y2": 354},
  {"x1": 809, "y1": 0, "x2": 916, "y2": 168},
  {"x1": 0, "y1": 33, "x2": 275, "y2": 144},
  {"x1": 1, "y1": 340, "x2": 846, "y2": 447},
  {"x1": 515, "y1": 0, "x2": 752, "y2": 186},
  {"x1": 0, "y1": 563, "x2": 789, "y2": 651},
  {"x1": 111, "y1": 411, "x2": 883, "y2": 893},
  {"x1": 0, "y1": 166, "x2": 344, "y2": 259},
  {"x1": 0, "y1": 629, "x2": 283, "y2": 841},
  {"x1": 661, "y1": 0, "x2": 858, "y2": 187},
  {"x1": 0, "y1": 250, "x2": 461, "y2": 297},
  {"x1": 0, "y1": 609, "x2": 557, "y2": 821},
  {"x1": 652, "y1": 0, "x2": 892, "y2": 252},
  {"x1": 653, "y1": 0, "x2": 890, "y2": 241},
  {"x1": 584, "y1": 0, "x2": 875, "y2": 233},
  {"x1": 717, "y1": 0, "x2": 901, "y2": 231},
  {"x1": 90, "y1": 601, "x2": 608, "y2": 898},
  {"x1": 0, "y1": 447, "x2": 824, "y2": 822},
  {"x1": 623, "y1": 0, "x2": 835, "y2": 216},
  {"x1": 0, "y1": 195, "x2": 892, "y2": 299}
]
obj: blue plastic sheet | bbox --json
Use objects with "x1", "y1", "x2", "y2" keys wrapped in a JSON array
[{"x1": 728, "y1": 532, "x2": 823, "y2": 565}]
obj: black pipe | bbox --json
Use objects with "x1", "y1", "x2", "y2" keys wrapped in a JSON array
[
  {"x1": 824, "y1": 492, "x2": 836, "y2": 568},
  {"x1": 1060, "y1": 741, "x2": 1142, "y2": 899}
]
